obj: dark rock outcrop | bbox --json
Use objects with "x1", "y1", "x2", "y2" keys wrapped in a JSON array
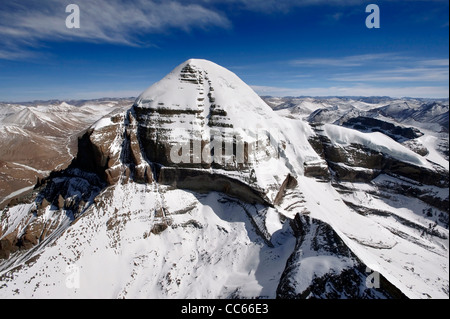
[
  {"x1": 342, "y1": 117, "x2": 423, "y2": 142},
  {"x1": 277, "y1": 214, "x2": 406, "y2": 299},
  {"x1": 274, "y1": 174, "x2": 298, "y2": 205},
  {"x1": 311, "y1": 133, "x2": 449, "y2": 188},
  {"x1": 0, "y1": 232, "x2": 18, "y2": 260},
  {"x1": 158, "y1": 167, "x2": 272, "y2": 206}
]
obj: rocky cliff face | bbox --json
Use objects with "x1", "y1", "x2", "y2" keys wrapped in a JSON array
[
  {"x1": 277, "y1": 214, "x2": 406, "y2": 299},
  {"x1": 0, "y1": 60, "x2": 448, "y2": 299},
  {"x1": 0, "y1": 100, "x2": 132, "y2": 203}
]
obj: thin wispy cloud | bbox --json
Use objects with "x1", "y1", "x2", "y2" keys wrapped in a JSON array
[
  {"x1": 332, "y1": 56, "x2": 448, "y2": 83},
  {"x1": 205, "y1": 0, "x2": 448, "y2": 14},
  {"x1": 0, "y1": 0, "x2": 231, "y2": 59},
  {"x1": 421, "y1": 59, "x2": 449, "y2": 67},
  {"x1": 0, "y1": 48, "x2": 36, "y2": 61},
  {"x1": 288, "y1": 54, "x2": 448, "y2": 91},
  {"x1": 291, "y1": 53, "x2": 397, "y2": 67},
  {"x1": 252, "y1": 85, "x2": 449, "y2": 98},
  {"x1": 331, "y1": 67, "x2": 449, "y2": 83},
  {"x1": 206, "y1": 0, "x2": 365, "y2": 13},
  {"x1": 252, "y1": 53, "x2": 449, "y2": 98}
]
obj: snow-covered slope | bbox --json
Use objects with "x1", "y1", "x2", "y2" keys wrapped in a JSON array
[
  {"x1": 270, "y1": 96, "x2": 449, "y2": 167},
  {"x1": 0, "y1": 60, "x2": 448, "y2": 299},
  {"x1": 322, "y1": 124, "x2": 432, "y2": 169},
  {"x1": 137, "y1": 59, "x2": 275, "y2": 129}
]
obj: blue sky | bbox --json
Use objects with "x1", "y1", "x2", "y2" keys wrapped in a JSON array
[{"x1": 0, "y1": 0, "x2": 448, "y2": 102}]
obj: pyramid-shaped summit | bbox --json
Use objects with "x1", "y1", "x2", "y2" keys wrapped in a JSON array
[
  {"x1": 129, "y1": 59, "x2": 308, "y2": 204},
  {"x1": 134, "y1": 58, "x2": 275, "y2": 131},
  {"x1": 61, "y1": 59, "x2": 324, "y2": 205}
]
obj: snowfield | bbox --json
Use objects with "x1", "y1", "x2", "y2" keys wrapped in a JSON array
[{"x1": 0, "y1": 183, "x2": 297, "y2": 298}]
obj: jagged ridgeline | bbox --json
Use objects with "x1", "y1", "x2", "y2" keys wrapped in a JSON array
[{"x1": 0, "y1": 59, "x2": 448, "y2": 299}]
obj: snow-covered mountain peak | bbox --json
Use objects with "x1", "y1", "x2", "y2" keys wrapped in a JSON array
[
  {"x1": 126, "y1": 59, "x2": 328, "y2": 204},
  {"x1": 135, "y1": 58, "x2": 274, "y2": 130}
]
